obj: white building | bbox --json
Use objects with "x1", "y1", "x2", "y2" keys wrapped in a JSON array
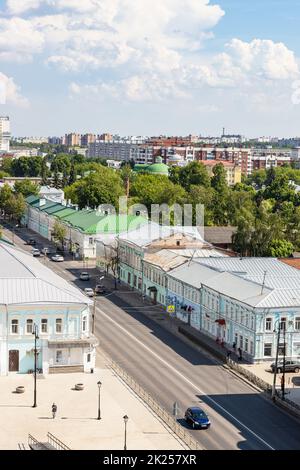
[
  {"x1": 0, "y1": 241, "x2": 97, "y2": 375},
  {"x1": 0, "y1": 116, "x2": 10, "y2": 152}
]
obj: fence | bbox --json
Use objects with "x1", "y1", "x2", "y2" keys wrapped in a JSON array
[
  {"x1": 28, "y1": 433, "x2": 70, "y2": 450},
  {"x1": 101, "y1": 350, "x2": 203, "y2": 451},
  {"x1": 47, "y1": 432, "x2": 71, "y2": 450}
]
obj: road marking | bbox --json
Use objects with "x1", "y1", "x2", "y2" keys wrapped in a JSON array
[{"x1": 96, "y1": 305, "x2": 275, "y2": 450}]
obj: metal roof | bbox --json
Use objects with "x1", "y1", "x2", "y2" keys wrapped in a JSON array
[
  {"x1": 0, "y1": 243, "x2": 92, "y2": 306},
  {"x1": 119, "y1": 222, "x2": 205, "y2": 248},
  {"x1": 169, "y1": 257, "x2": 300, "y2": 308}
]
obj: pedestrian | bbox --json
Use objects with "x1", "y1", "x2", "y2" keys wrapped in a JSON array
[
  {"x1": 227, "y1": 350, "x2": 231, "y2": 359},
  {"x1": 52, "y1": 403, "x2": 57, "y2": 419},
  {"x1": 238, "y1": 347, "x2": 242, "y2": 361}
]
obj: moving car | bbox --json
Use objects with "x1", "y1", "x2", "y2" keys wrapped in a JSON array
[
  {"x1": 80, "y1": 272, "x2": 90, "y2": 281},
  {"x1": 95, "y1": 284, "x2": 107, "y2": 295},
  {"x1": 26, "y1": 238, "x2": 36, "y2": 246},
  {"x1": 84, "y1": 288, "x2": 94, "y2": 297},
  {"x1": 31, "y1": 248, "x2": 41, "y2": 257},
  {"x1": 51, "y1": 254, "x2": 64, "y2": 262},
  {"x1": 184, "y1": 407, "x2": 211, "y2": 429},
  {"x1": 271, "y1": 360, "x2": 300, "y2": 374}
]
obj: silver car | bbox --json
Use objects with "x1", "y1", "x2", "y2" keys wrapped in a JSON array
[
  {"x1": 51, "y1": 254, "x2": 64, "y2": 262},
  {"x1": 84, "y1": 288, "x2": 94, "y2": 297}
]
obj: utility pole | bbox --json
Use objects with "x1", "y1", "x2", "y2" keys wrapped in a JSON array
[{"x1": 282, "y1": 322, "x2": 286, "y2": 400}]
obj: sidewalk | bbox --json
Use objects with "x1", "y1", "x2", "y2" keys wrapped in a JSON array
[{"x1": 0, "y1": 354, "x2": 186, "y2": 450}]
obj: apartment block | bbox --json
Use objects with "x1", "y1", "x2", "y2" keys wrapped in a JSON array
[{"x1": 0, "y1": 116, "x2": 10, "y2": 152}]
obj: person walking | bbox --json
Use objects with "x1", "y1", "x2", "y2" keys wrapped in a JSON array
[
  {"x1": 238, "y1": 347, "x2": 242, "y2": 361},
  {"x1": 52, "y1": 403, "x2": 57, "y2": 419}
]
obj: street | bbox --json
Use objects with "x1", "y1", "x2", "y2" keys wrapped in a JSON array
[{"x1": 3, "y1": 224, "x2": 300, "y2": 450}]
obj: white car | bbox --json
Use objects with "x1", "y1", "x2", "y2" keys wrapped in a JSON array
[
  {"x1": 31, "y1": 248, "x2": 41, "y2": 257},
  {"x1": 51, "y1": 254, "x2": 64, "y2": 262},
  {"x1": 84, "y1": 288, "x2": 94, "y2": 297}
]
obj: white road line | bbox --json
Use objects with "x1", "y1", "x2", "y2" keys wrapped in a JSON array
[{"x1": 96, "y1": 305, "x2": 275, "y2": 450}]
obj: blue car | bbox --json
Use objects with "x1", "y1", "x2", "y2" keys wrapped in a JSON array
[{"x1": 185, "y1": 407, "x2": 211, "y2": 429}]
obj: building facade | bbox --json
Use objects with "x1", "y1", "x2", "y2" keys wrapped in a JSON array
[
  {"x1": 0, "y1": 117, "x2": 11, "y2": 152},
  {"x1": 0, "y1": 241, "x2": 97, "y2": 375}
]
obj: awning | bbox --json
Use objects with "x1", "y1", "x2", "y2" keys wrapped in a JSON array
[{"x1": 48, "y1": 337, "x2": 98, "y2": 349}]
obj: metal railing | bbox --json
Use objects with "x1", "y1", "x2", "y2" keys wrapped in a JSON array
[
  {"x1": 47, "y1": 432, "x2": 71, "y2": 450},
  {"x1": 100, "y1": 349, "x2": 203, "y2": 451},
  {"x1": 28, "y1": 434, "x2": 39, "y2": 449}
]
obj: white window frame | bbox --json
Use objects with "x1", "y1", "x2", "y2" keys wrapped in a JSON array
[
  {"x1": 82, "y1": 316, "x2": 87, "y2": 332},
  {"x1": 26, "y1": 319, "x2": 34, "y2": 334},
  {"x1": 41, "y1": 318, "x2": 48, "y2": 334},
  {"x1": 56, "y1": 318, "x2": 63, "y2": 334},
  {"x1": 11, "y1": 319, "x2": 19, "y2": 335}
]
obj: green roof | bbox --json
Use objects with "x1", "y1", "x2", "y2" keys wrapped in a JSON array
[
  {"x1": 42, "y1": 204, "x2": 69, "y2": 215},
  {"x1": 30, "y1": 200, "x2": 58, "y2": 212},
  {"x1": 26, "y1": 195, "x2": 40, "y2": 204},
  {"x1": 54, "y1": 207, "x2": 78, "y2": 219},
  {"x1": 133, "y1": 163, "x2": 169, "y2": 175},
  {"x1": 85, "y1": 215, "x2": 148, "y2": 235}
]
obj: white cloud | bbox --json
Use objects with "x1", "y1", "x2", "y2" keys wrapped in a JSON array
[
  {"x1": 6, "y1": 0, "x2": 43, "y2": 15},
  {"x1": 0, "y1": 72, "x2": 29, "y2": 106},
  {"x1": 0, "y1": 17, "x2": 44, "y2": 62}
]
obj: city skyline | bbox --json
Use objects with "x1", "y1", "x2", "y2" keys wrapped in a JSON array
[{"x1": 1, "y1": 1, "x2": 300, "y2": 136}]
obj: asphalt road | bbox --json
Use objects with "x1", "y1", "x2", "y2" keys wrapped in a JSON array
[{"x1": 3, "y1": 224, "x2": 300, "y2": 450}]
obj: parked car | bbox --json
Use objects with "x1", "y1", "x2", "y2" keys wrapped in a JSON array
[
  {"x1": 271, "y1": 360, "x2": 300, "y2": 374},
  {"x1": 84, "y1": 288, "x2": 94, "y2": 297},
  {"x1": 184, "y1": 407, "x2": 211, "y2": 429},
  {"x1": 31, "y1": 248, "x2": 41, "y2": 257},
  {"x1": 26, "y1": 238, "x2": 36, "y2": 246},
  {"x1": 80, "y1": 272, "x2": 90, "y2": 281},
  {"x1": 51, "y1": 254, "x2": 64, "y2": 262},
  {"x1": 95, "y1": 284, "x2": 107, "y2": 295}
]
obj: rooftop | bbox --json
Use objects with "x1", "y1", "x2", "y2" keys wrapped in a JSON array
[{"x1": 0, "y1": 242, "x2": 91, "y2": 306}]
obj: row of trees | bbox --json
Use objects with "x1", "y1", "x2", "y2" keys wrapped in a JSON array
[{"x1": 2, "y1": 149, "x2": 300, "y2": 257}]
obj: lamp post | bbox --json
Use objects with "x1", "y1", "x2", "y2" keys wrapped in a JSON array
[
  {"x1": 272, "y1": 320, "x2": 281, "y2": 401},
  {"x1": 123, "y1": 415, "x2": 128, "y2": 450},
  {"x1": 97, "y1": 381, "x2": 102, "y2": 420},
  {"x1": 32, "y1": 324, "x2": 39, "y2": 408}
]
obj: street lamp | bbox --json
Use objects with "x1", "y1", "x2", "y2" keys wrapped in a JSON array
[
  {"x1": 97, "y1": 381, "x2": 102, "y2": 420},
  {"x1": 123, "y1": 415, "x2": 128, "y2": 450},
  {"x1": 272, "y1": 319, "x2": 293, "y2": 401},
  {"x1": 32, "y1": 324, "x2": 39, "y2": 408},
  {"x1": 272, "y1": 320, "x2": 281, "y2": 401}
]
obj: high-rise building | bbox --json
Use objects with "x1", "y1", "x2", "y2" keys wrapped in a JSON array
[
  {"x1": 81, "y1": 133, "x2": 96, "y2": 146},
  {"x1": 0, "y1": 116, "x2": 11, "y2": 152},
  {"x1": 65, "y1": 133, "x2": 81, "y2": 147}
]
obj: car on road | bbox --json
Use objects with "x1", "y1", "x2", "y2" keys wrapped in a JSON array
[
  {"x1": 184, "y1": 407, "x2": 211, "y2": 429},
  {"x1": 51, "y1": 254, "x2": 64, "y2": 262},
  {"x1": 84, "y1": 288, "x2": 94, "y2": 297},
  {"x1": 80, "y1": 272, "x2": 90, "y2": 281},
  {"x1": 95, "y1": 284, "x2": 107, "y2": 295},
  {"x1": 26, "y1": 238, "x2": 36, "y2": 246},
  {"x1": 271, "y1": 360, "x2": 300, "y2": 374},
  {"x1": 31, "y1": 248, "x2": 41, "y2": 257}
]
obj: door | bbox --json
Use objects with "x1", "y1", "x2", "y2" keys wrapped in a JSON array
[{"x1": 9, "y1": 350, "x2": 19, "y2": 372}]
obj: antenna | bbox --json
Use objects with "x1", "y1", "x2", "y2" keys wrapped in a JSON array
[{"x1": 261, "y1": 270, "x2": 267, "y2": 295}]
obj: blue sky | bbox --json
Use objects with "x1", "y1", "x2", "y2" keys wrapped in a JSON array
[{"x1": 1, "y1": 0, "x2": 300, "y2": 137}]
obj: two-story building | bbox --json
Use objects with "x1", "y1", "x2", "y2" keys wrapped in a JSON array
[{"x1": 0, "y1": 241, "x2": 97, "y2": 375}]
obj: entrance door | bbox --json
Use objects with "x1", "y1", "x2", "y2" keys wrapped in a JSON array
[{"x1": 9, "y1": 350, "x2": 19, "y2": 372}]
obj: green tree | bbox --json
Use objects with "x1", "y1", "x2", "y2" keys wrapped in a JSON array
[
  {"x1": 11, "y1": 156, "x2": 43, "y2": 177},
  {"x1": 130, "y1": 174, "x2": 186, "y2": 209},
  {"x1": 175, "y1": 162, "x2": 211, "y2": 190},
  {"x1": 52, "y1": 221, "x2": 67, "y2": 248},
  {"x1": 14, "y1": 179, "x2": 39, "y2": 197},
  {"x1": 4, "y1": 193, "x2": 26, "y2": 222},
  {"x1": 267, "y1": 239, "x2": 294, "y2": 258},
  {"x1": 65, "y1": 167, "x2": 125, "y2": 209}
]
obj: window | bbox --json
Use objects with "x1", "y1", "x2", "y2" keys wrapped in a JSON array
[
  {"x1": 82, "y1": 316, "x2": 87, "y2": 332},
  {"x1": 127, "y1": 272, "x2": 131, "y2": 285},
  {"x1": 264, "y1": 343, "x2": 272, "y2": 357},
  {"x1": 280, "y1": 317, "x2": 286, "y2": 330},
  {"x1": 250, "y1": 341, "x2": 254, "y2": 355},
  {"x1": 87, "y1": 353, "x2": 91, "y2": 363},
  {"x1": 89, "y1": 237, "x2": 93, "y2": 246},
  {"x1": 265, "y1": 317, "x2": 272, "y2": 331},
  {"x1": 26, "y1": 319, "x2": 33, "y2": 334},
  {"x1": 295, "y1": 317, "x2": 300, "y2": 331},
  {"x1": 278, "y1": 343, "x2": 286, "y2": 356},
  {"x1": 56, "y1": 318, "x2": 63, "y2": 334},
  {"x1": 245, "y1": 338, "x2": 249, "y2": 353},
  {"x1": 11, "y1": 319, "x2": 18, "y2": 334},
  {"x1": 239, "y1": 335, "x2": 243, "y2": 349},
  {"x1": 56, "y1": 350, "x2": 63, "y2": 363},
  {"x1": 41, "y1": 319, "x2": 48, "y2": 334}
]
